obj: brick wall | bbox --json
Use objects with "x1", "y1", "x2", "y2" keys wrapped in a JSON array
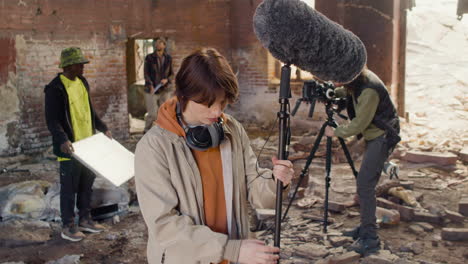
[
  {"x1": 1, "y1": 33, "x2": 129, "y2": 155},
  {"x1": 228, "y1": 0, "x2": 279, "y2": 125},
  {"x1": 0, "y1": 0, "x2": 274, "y2": 156}
]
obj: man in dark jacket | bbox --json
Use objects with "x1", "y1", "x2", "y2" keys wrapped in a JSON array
[
  {"x1": 44, "y1": 47, "x2": 110, "y2": 242},
  {"x1": 325, "y1": 68, "x2": 400, "y2": 256},
  {"x1": 143, "y1": 37, "x2": 174, "y2": 132}
]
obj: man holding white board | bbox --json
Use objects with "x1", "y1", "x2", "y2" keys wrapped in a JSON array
[{"x1": 44, "y1": 47, "x2": 110, "y2": 242}]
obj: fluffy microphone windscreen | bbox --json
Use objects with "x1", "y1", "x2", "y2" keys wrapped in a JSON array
[{"x1": 253, "y1": 0, "x2": 367, "y2": 83}]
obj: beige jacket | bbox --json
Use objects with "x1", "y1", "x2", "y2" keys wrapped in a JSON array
[{"x1": 135, "y1": 114, "x2": 278, "y2": 264}]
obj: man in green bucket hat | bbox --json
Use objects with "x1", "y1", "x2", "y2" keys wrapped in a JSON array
[
  {"x1": 44, "y1": 47, "x2": 111, "y2": 242},
  {"x1": 58, "y1": 47, "x2": 90, "y2": 68}
]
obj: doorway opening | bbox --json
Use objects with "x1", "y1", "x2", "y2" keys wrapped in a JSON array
[{"x1": 126, "y1": 38, "x2": 155, "y2": 134}]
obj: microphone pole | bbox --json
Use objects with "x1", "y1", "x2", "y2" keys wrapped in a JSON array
[{"x1": 274, "y1": 64, "x2": 291, "y2": 262}]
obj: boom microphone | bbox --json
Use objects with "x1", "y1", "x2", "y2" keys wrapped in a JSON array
[{"x1": 253, "y1": 0, "x2": 367, "y2": 83}]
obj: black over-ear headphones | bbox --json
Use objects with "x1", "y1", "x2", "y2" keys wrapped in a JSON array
[{"x1": 176, "y1": 102, "x2": 225, "y2": 151}]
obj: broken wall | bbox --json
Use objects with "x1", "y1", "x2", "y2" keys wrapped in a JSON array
[
  {"x1": 0, "y1": 0, "x2": 271, "y2": 156},
  {"x1": 0, "y1": 37, "x2": 20, "y2": 155}
]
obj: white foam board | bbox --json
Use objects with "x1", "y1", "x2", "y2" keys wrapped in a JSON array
[{"x1": 72, "y1": 133, "x2": 134, "y2": 186}]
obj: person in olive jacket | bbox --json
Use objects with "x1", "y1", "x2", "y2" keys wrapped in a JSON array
[{"x1": 326, "y1": 67, "x2": 400, "y2": 255}]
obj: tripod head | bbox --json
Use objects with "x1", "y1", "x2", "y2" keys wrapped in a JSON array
[{"x1": 292, "y1": 80, "x2": 347, "y2": 120}]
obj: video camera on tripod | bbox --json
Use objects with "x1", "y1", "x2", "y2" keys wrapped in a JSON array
[
  {"x1": 292, "y1": 80, "x2": 347, "y2": 119},
  {"x1": 284, "y1": 81, "x2": 359, "y2": 233}
]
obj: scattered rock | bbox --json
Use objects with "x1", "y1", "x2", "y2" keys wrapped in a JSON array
[
  {"x1": 296, "y1": 197, "x2": 318, "y2": 209},
  {"x1": 0, "y1": 220, "x2": 52, "y2": 247},
  {"x1": 294, "y1": 244, "x2": 329, "y2": 259},
  {"x1": 444, "y1": 209, "x2": 465, "y2": 223},
  {"x1": 328, "y1": 251, "x2": 360, "y2": 264},
  {"x1": 394, "y1": 258, "x2": 419, "y2": 264},
  {"x1": 399, "y1": 241, "x2": 424, "y2": 255},
  {"x1": 327, "y1": 246, "x2": 345, "y2": 255},
  {"x1": 413, "y1": 211, "x2": 441, "y2": 224},
  {"x1": 418, "y1": 261, "x2": 441, "y2": 264},
  {"x1": 376, "y1": 180, "x2": 402, "y2": 197},
  {"x1": 388, "y1": 196, "x2": 402, "y2": 204},
  {"x1": 45, "y1": 255, "x2": 82, "y2": 264},
  {"x1": 399, "y1": 181, "x2": 414, "y2": 190},
  {"x1": 388, "y1": 187, "x2": 420, "y2": 207},
  {"x1": 328, "y1": 236, "x2": 353, "y2": 247},
  {"x1": 427, "y1": 204, "x2": 446, "y2": 216},
  {"x1": 412, "y1": 191, "x2": 424, "y2": 202},
  {"x1": 302, "y1": 212, "x2": 335, "y2": 224},
  {"x1": 298, "y1": 136, "x2": 317, "y2": 146},
  {"x1": 407, "y1": 171, "x2": 427, "y2": 178},
  {"x1": 459, "y1": 146, "x2": 468, "y2": 163},
  {"x1": 112, "y1": 215, "x2": 120, "y2": 224},
  {"x1": 458, "y1": 196, "x2": 468, "y2": 217},
  {"x1": 408, "y1": 224, "x2": 425, "y2": 235},
  {"x1": 443, "y1": 241, "x2": 455, "y2": 247},
  {"x1": 105, "y1": 233, "x2": 119, "y2": 241},
  {"x1": 377, "y1": 198, "x2": 415, "y2": 221},
  {"x1": 403, "y1": 151, "x2": 457, "y2": 166},
  {"x1": 327, "y1": 201, "x2": 346, "y2": 213},
  {"x1": 361, "y1": 249, "x2": 399, "y2": 264},
  {"x1": 376, "y1": 206, "x2": 400, "y2": 225},
  {"x1": 441, "y1": 228, "x2": 468, "y2": 241},
  {"x1": 255, "y1": 208, "x2": 275, "y2": 221},
  {"x1": 280, "y1": 247, "x2": 294, "y2": 259},
  {"x1": 414, "y1": 222, "x2": 434, "y2": 232},
  {"x1": 347, "y1": 211, "x2": 360, "y2": 218}
]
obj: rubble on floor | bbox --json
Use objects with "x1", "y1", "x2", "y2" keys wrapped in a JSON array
[{"x1": 1, "y1": 1, "x2": 467, "y2": 260}]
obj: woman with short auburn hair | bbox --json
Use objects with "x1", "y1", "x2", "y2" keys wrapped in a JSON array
[
  {"x1": 135, "y1": 47, "x2": 293, "y2": 264},
  {"x1": 175, "y1": 48, "x2": 239, "y2": 112}
]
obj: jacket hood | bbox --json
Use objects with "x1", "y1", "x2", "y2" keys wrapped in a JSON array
[
  {"x1": 156, "y1": 97, "x2": 186, "y2": 137},
  {"x1": 44, "y1": 74, "x2": 63, "y2": 93},
  {"x1": 156, "y1": 97, "x2": 228, "y2": 138}
]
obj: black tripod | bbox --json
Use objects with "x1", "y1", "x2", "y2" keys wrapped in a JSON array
[{"x1": 283, "y1": 100, "x2": 358, "y2": 233}]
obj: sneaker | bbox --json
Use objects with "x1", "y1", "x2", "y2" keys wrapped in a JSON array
[
  {"x1": 61, "y1": 224, "x2": 86, "y2": 242},
  {"x1": 79, "y1": 219, "x2": 105, "y2": 233},
  {"x1": 348, "y1": 237, "x2": 381, "y2": 256},
  {"x1": 342, "y1": 225, "x2": 360, "y2": 240}
]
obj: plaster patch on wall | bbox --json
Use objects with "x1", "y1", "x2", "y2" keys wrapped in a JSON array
[
  {"x1": 14, "y1": 34, "x2": 34, "y2": 98},
  {"x1": 0, "y1": 71, "x2": 20, "y2": 152},
  {"x1": 0, "y1": 72, "x2": 20, "y2": 121},
  {"x1": 14, "y1": 35, "x2": 27, "y2": 68},
  {"x1": 0, "y1": 35, "x2": 25, "y2": 154},
  {"x1": 0, "y1": 127, "x2": 9, "y2": 152},
  {"x1": 6, "y1": 121, "x2": 22, "y2": 148}
]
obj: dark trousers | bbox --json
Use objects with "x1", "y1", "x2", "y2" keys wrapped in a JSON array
[
  {"x1": 357, "y1": 135, "x2": 389, "y2": 239},
  {"x1": 59, "y1": 159, "x2": 96, "y2": 226}
]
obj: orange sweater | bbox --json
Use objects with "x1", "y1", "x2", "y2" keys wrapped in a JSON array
[{"x1": 156, "y1": 98, "x2": 228, "y2": 264}]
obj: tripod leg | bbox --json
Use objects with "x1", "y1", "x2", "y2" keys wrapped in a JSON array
[
  {"x1": 338, "y1": 137, "x2": 358, "y2": 178},
  {"x1": 323, "y1": 135, "x2": 332, "y2": 233},
  {"x1": 282, "y1": 122, "x2": 328, "y2": 222}
]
